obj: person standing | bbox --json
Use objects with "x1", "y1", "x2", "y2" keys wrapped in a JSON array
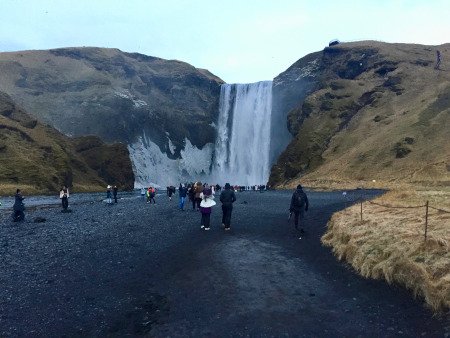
[
  {"x1": 200, "y1": 185, "x2": 216, "y2": 230},
  {"x1": 113, "y1": 185, "x2": 118, "y2": 203},
  {"x1": 178, "y1": 183, "x2": 187, "y2": 210},
  {"x1": 220, "y1": 183, "x2": 236, "y2": 231},
  {"x1": 106, "y1": 185, "x2": 112, "y2": 204},
  {"x1": 289, "y1": 184, "x2": 309, "y2": 233},
  {"x1": 13, "y1": 189, "x2": 25, "y2": 222},
  {"x1": 188, "y1": 184, "x2": 196, "y2": 210},
  {"x1": 168, "y1": 186, "x2": 174, "y2": 201},
  {"x1": 194, "y1": 181, "x2": 203, "y2": 211},
  {"x1": 150, "y1": 187, "x2": 156, "y2": 204},
  {"x1": 59, "y1": 186, "x2": 69, "y2": 211}
]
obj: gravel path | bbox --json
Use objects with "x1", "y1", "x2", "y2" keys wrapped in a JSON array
[{"x1": 0, "y1": 190, "x2": 448, "y2": 337}]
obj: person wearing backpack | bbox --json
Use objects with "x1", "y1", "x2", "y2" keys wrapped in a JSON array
[{"x1": 289, "y1": 184, "x2": 309, "y2": 233}]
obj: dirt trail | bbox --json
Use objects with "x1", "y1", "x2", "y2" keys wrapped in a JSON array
[{"x1": 0, "y1": 190, "x2": 448, "y2": 337}]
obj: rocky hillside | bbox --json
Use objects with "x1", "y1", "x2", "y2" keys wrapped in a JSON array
[
  {"x1": 0, "y1": 92, "x2": 134, "y2": 195},
  {"x1": 0, "y1": 47, "x2": 223, "y2": 187},
  {"x1": 269, "y1": 41, "x2": 450, "y2": 188}
]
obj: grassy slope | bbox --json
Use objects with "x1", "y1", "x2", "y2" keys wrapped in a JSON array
[
  {"x1": 322, "y1": 188, "x2": 450, "y2": 312},
  {"x1": 0, "y1": 92, "x2": 133, "y2": 195},
  {"x1": 270, "y1": 41, "x2": 450, "y2": 189}
]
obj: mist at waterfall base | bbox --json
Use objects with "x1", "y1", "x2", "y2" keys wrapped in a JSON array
[{"x1": 210, "y1": 81, "x2": 273, "y2": 186}]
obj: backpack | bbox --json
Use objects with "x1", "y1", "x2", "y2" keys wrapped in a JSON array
[{"x1": 295, "y1": 191, "x2": 306, "y2": 208}]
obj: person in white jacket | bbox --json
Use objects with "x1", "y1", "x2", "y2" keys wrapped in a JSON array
[{"x1": 59, "y1": 186, "x2": 69, "y2": 211}]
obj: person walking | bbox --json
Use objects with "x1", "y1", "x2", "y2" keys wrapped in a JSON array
[
  {"x1": 113, "y1": 185, "x2": 118, "y2": 203},
  {"x1": 168, "y1": 186, "x2": 174, "y2": 201},
  {"x1": 59, "y1": 186, "x2": 69, "y2": 211},
  {"x1": 289, "y1": 184, "x2": 309, "y2": 233},
  {"x1": 220, "y1": 183, "x2": 236, "y2": 231},
  {"x1": 200, "y1": 185, "x2": 216, "y2": 230},
  {"x1": 178, "y1": 183, "x2": 187, "y2": 210},
  {"x1": 12, "y1": 189, "x2": 25, "y2": 222}
]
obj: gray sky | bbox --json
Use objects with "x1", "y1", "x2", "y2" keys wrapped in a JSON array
[{"x1": 1, "y1": 0, "x2": 449, "y2": 83}]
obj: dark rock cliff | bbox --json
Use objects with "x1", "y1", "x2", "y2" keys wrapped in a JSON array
[
  {"x1": 0, "y1": 48, "x2": 223, "y2": 150},
  {"x1": 0, "y1": 47, "x2": 224, "y2": 186}
]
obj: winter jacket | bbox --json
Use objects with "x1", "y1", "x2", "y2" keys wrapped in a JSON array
[
  {"x1": 194, "y1": 184, "x2": 203, "y2": 198},
  {"x1": 179, "y1": 186, "x2": 187, "y2": 198},
  {"x1": 289, "y1": 188, "x2": 309, "y2": 213},
  {"x1": 59, "y1": 188, "x2": 69, "y2": 199},
  {"x1": 220, "y1": 188, "x2": 236, "y2": 207},
  {"x1": 13, "y1": 193, "x2": 25, "y2": 211}
]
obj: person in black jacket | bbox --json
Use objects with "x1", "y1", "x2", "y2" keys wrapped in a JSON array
[
  {"x1": 178, "y1": 184, "x2": 187, "y2": 211},
  {"x1": 289, "y1": 184, "x2": 309, "y2": 233},
  {"x1": 220, "y1": 183, "x2": 236, "y2": 231},
  {"x1": 113, "y1": 185, "x2": 118, "y2": 203},
  {"x1": 13, "y1": 189, "x2": 25, "y2": 222}
]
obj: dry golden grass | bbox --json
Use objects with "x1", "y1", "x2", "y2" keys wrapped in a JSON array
[{"x1": 322, "y1": 188, "x2": 450, "y2": 312}]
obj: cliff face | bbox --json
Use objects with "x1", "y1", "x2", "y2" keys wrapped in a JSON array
[
  {"x1": 0, "y1": 47, "x2": 223, "y2": 187},
  {"x1": 0, "y1": 92, "x2": 134, "y2": 195},
  {"x1": 269, "y1": 41, "x2": 450, "y2": 187},
  {"x1": 269, "y1": 51, "x2": 321, "y2": 164}
]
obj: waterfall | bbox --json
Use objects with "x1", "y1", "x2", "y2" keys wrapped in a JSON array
[{"x1": 212, "y1": 81, "x2": 273, "y2": 186}]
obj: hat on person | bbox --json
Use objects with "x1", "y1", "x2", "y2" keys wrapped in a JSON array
[
  {"x1": 297, "y1": 184, "x2": 302, "y2": 190},
  {"x1": 225, "y1": 183, "x2": 231, "y2": 189},
  {"x1": 107, "y1": 185, "x2": 111, "y2": 189}
]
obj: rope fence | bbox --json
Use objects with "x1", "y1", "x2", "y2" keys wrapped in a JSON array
[{"x1": 356, "y1": 197, "x2": 450, "y2": 243}]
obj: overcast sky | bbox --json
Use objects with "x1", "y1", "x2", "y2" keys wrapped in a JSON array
[{"x1": 1, "y1": 0, "x2": 449, "y2": 83}]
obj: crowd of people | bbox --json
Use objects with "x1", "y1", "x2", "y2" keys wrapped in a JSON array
[
  {"x1": 164, "y1": 181, "x2": 237, "y2": 230},
  {"x1": 7, "y1": 182, "x2": 309, "y2": 234}
]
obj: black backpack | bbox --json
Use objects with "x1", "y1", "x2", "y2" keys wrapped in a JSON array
[{"x1": 295, "y1": 191, "x2": 306, "y2": 208}]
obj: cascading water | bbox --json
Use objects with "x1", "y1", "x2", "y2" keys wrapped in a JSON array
[{"x1": 212, "y1": 81, "x2": 273, "y2": 186}]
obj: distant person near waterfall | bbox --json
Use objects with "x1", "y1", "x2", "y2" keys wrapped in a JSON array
[
  {"x1": 289, "y1": 184, "x2": 309, "y2": 233},
  {"x1": 220, "y1": 183, "x2": 236, "y2": 231},
  {"x1": 113, "y1": 185, "x2": 118, "y2": 203},
  {"x1": 188, "y1": 184, "x2": 196, "y2": 210},
  {"x1": 106, "y1": 185, "x2": 112, "y2": 204},
  {"x1": 59, "y1": 186, "x2": 69, "y2": 211},
  {"x1": 200, "y1": 184, "x2": 216, "y2": 230},
  {"x1": 12, "y1": 189, "x2": 25, "y2": 222},
  {"x1": 194, "y1": 182, "x2": 203, "y2": 211},
  {"x1": 178, "y1": 184, "x2": 187, "y2": 211}
]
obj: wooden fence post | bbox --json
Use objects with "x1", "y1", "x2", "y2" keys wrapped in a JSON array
[
  {"x1": 360, "y1": 199, "x2": 363, "y2": 221},
  {"x1": 424, "y1": 201, "x2": 429, "y2": 242}
]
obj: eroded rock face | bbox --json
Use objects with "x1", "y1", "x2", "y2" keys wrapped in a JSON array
[{"x1": 0, "y1": 47, "x2": 223, "y2": 187}]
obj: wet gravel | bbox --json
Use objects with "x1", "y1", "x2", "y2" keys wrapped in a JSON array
[{"x1": 0, "y1": 190, "x2": 448, "y2": 337}]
